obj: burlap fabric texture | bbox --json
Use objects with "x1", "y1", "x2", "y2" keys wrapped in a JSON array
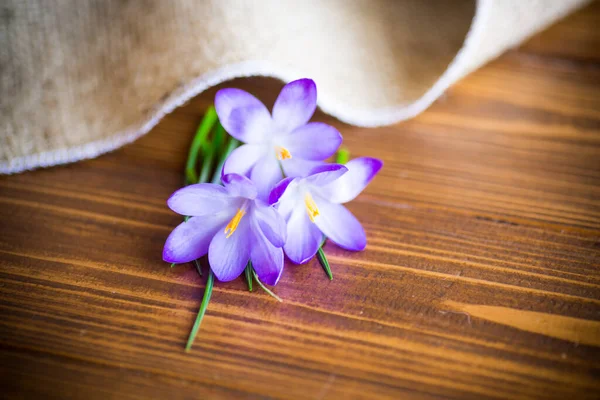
[{"x1": 0, "y1": 0, "x2": 588, "y2": 174}]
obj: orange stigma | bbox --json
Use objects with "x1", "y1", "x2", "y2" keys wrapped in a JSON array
[
  {"x1": 224, "y1": 208, "x2": 246, "y2": 238},
  {"x1": 275, "y1": 146, "x2": 292, "y2": 160},
  {"x1": 304, "y1": 193, "x2": 320, "y2": 223}
]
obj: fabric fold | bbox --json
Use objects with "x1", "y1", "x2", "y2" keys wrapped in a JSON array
[{"x1": 0, "y1": 0, "x2": 589, "y2": 174}]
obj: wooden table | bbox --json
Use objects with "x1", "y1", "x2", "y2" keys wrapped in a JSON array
[{"x1": 1, "y1": 3, "x2": 599, "y2": 399}]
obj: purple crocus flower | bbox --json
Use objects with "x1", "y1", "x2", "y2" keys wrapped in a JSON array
[
  {"x1": 163, "y1": 174, "x2": 286, "y2": 285},
  {"x1": 270, "y1": 158, "x2": 383, "y2": 264},
  {"x1": 215, "y1": 78, "x2": 342, "y2": 199}
]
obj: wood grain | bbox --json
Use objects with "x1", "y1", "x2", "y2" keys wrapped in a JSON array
[{"x1": 1, "y1": 3, "x2": 600, "y2": 399}]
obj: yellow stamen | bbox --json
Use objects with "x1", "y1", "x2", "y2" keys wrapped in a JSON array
[
  {"x1": 224, "y1": 208, "x2": 246, "y2": 238},
  {"x1": 304, "y1": 193, "x2": 320, "y2": 223},
  {"x1": 275, "y1": 146, "x2": 292, "y2": 160}
]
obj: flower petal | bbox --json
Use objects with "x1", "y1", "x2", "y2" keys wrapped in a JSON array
[
  {"x1": 272, "y1": 79, "x2": 317, "y2": 133},
  {"x1": 208, "y1": 215, "x2": 251, "y2": 282},
  {"x1": 223, "y1": 144, "x2": 266, "y2": 177},
  {"x1": 222, "y1": 173, "x2": 257, "y2": 200},
  {"x1": 317, "y1": 157, "x2": 383, "y2": 204},
  {"x1": 312, "y1": 195, "x2": 366, "y2": 251},
  {"x1": 268, "y1": 177, "x2": 294, "y2": 205},
  {"x1": 250, "y1": 156, "x2": 284, "y2": 201},
  {"x1": 167, "y1": 184, "x2": 236, "y2": 217},
  {"x1": 283, "y1": 207, "x2": 323, "y2": 264},
  {"x1": 215, "y1": 88, "x2": 272, "y2": 143},
  {"x1": 280, "y1": 123, "x2": 341, "y2": 160},
  {"x1": 281, "y1": 158, "x2": 323, "y2": 178},
  {"x1": 304, "y1": 164, "x2": 348, "y2": 187},
  {"x1": 251, "y1": 230, "x2": 284, "y2": 286},
  {"x1": 271, "y1": 178, "x2": 301, "y2": 220},
  {"x1": 163, "y1": 213, "x2": 230, "y2": 263},
  {"x1": 253, "y1": 203, "x2": 287, "y2": 247}
]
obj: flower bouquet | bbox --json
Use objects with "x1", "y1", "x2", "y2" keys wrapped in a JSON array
[{"x1": 163, "y1": 79, "x2": 382, "y2": 350}]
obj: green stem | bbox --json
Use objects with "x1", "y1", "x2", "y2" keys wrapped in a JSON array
[
  {"x1": 186, "y1": 106, "x2": 218, "y2": 185},
  {"x1": 252, "y1": 269, "x2": 282, "y2": 302},
  {"x1": 277, "y1": 160, "x2": 286, "y2": 178},
  {"x1": 244, "y1": 263, "x2": 253, "y2": 292},
  {"x1": 211, "y1": 137, "x2": 240, "y2": 184},
  {"x1": 185, "y1": 270, "x2": 214, "y2": 352},
  {"x1": 193, "y1": 259, "x2": 203, "y2": 277}
]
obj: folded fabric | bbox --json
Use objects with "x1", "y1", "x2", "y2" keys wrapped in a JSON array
[{"x1": 0, "y1": 0, "x2": 588, "y2": 174}]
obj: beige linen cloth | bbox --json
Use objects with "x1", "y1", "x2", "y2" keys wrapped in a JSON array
[{"x1": 0, "y1": 0, "x2": 588, "y2": 174}]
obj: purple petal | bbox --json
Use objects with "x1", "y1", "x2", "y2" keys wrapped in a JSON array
[
  {"x1": 167, "y1": 184, "x2": 236, "y2": 217},
  {"x1": 312, "y1": 195, "x2": 366, "y2": 251},
  {"x1": 268, "y1": 177, "x2": 294, "y2": 205},
  {"x1": 208, "y1": 215, "x2": 251, "y2": 282},
  {"x1": 252, "y1": 203, "x2": 287, "y2": 247},
  {"x1": 283, "y1": 207, "x2": 323, "y2": 264},
  {"x1": 304, "y1": 164, "x2": 348, "y2": 187},
  {"x1": 272, "y1": 79, "x2": 317, "y2": 133},
  {"x1": 317, "y1": 157, "x2": 383, "y2": 204},
  {"x1": 271, "y1": 178, "x2": 301, "y2": 220},
  {"x1": 281, "y1": 158, "x2": 323, "y2": 178},
  {"x1": 223, "y1": 144, "x2": 266, "y2": 177},
  {"x1": 250, "y1": 230, "x2": 284, "y2": 286},
  {"x1": 215, "y1": 88, "x2": 272, "y2": 143},
  {"x1": 223, "y1": 173, "x2": 257, "y2": 200},
  {"x1": 280, "y1": 123, "x2": 341, "y2": 160},
  {"x1": 250, "y1": 156, "x2": 285, "y2": 201},
  {"x1": 163, "y1": 213, "x2": 230, "y2": 263}
]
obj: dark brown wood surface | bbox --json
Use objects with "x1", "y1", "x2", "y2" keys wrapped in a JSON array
[{"x1": 1, "y1": 3, "x2": 600, "y2": 399}]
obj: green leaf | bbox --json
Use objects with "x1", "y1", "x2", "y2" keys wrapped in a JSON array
[
  {"x1": 170, "y1": 263, "x2": 176, "y2": 268},
  {"x1": 317, "y1": 246, "x2": 333, "y2": 280},
  {"x1": 211, "y1": 136, "x2": 240, "y2": 184},
  {"x1": 213, "y1": 122, "x2": 226, "y2": 155},
  {"x1": 335, "y1": 147, "x2": 350, "y2": 165},
  {"x1": 244, "y1": 263, "x2": 253, "y2": 292},
  {"x1": 252, "y1": 268, "x2": 282, "y2": 302},
  {"x1": 186, "y1": 106, "x2": 218, "y2": 185},
  {"x1": 198, "y1": 140, "x2": 216, "y2": 184},
  {"x1": 185, "y1": 270, "x2": 214, "y2": 352}
]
